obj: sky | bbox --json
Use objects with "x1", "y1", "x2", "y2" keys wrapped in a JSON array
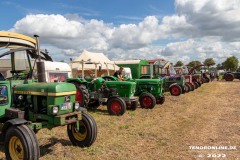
[{"x1": 1, "y1": 0, "x2": 240, "y2": 65}]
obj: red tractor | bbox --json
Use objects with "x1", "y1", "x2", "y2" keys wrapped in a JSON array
[{"x1": 174, "y1": 66, "x2": 196, "y2": 92}]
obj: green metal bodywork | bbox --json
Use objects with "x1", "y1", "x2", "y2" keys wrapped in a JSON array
[
  {"x1": 102, "y1": 75, "x2": 165, "y2": 100},
  {"x1": 139, "y1": 64, "x2": 186, "y2": 92},
  {"x1": 0, "y1": 47, "x2": 82, "y2": 133},
  {"x1": 105, "y1": 81, "x2": 136, "y2": 98},
  {"x1": 0, "y1": 79, "x2": 79, "y2": 130},
  {"x1": 117, "y1": 60, "x2": 148, "y2": 79},
  {"x1": 84, "y1": 77, "x2": 136, "y2": 99}
]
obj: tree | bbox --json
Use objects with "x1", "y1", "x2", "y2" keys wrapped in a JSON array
[
  {"x1": 222, "y1": 56, "x2": 239, "y2": 71},
  {"x1": 203, "y1": 58, "x2": 215, "y2": 66},
  {"x1": 174, "y1": 61, "x2": 184, "y2": 67},
  {"x1": 216, "y1": 63, "x2": 223, "y2": 70},
  {"x1": 187, "y1": 60, "x2": 202, "y2": 71}
]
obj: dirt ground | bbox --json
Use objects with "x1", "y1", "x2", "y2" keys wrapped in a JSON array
[{"x1": 0, "y1": 80, "x2": 239, "y2": 160}]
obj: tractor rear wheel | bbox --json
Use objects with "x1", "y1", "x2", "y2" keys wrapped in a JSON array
[
  {"x1": 67, "y1": 112, "x2": 97, "y2": 147},
  {"x1": 128, "y1": 100, "x2": 138, "y2": 110},
  {"x1": 197, "y1": 82, "x2": 201, "y2": 87},
  {"x1": 75, "y1": 84, "x2": 89, "y2": 107},
  {"x1": 156, "y1": 95, "x2": 165, "y2": 105},
  {"x1": 181, "y1": 85, "x2": 186, "y2": 94},
  {"x1": 185, "y1": 83, "x2": 191, "y2": 92},
  {"x1": 169, "y1": 85, "x2": 182, "y2": 96},
  {"x1": 139, "y1": 93, "x2": 156, "y2": 109},
  {"x1": 194, "y1": 82, "x2": 199, "y2": 89},
  {"x1": 225, "y1": 73, "x2": 234, "y2": 81},
  {"x1": 5, "y1": 125, "x2": 40, "y2": 160},
  {"x1": 107, "y1": 97, "x2": 126, "y2": 115},
  {"x1": 190, "y1": 84, "x2": 195, "y2": 91}
]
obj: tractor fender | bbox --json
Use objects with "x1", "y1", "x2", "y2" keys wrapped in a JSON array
[
  {"x1": 139, "y1": 91, "x2": 150, "y2": 97},
  {"x1": 66, "y1": 78, "x2": 87, "y2": 85},
  {"x1": 107, "y1": 96, "x2": 120, "y2": 103},
  {"x1": 0, "y1": 118, "x2": 28, "y2": 141},
  {"x1": 169, "y1": 83, "x2": 178, "y2": 88}
]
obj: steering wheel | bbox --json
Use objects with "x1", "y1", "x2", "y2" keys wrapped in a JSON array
[{"x1": 102, "y1": 76, "x2": 116, "y2": 81}]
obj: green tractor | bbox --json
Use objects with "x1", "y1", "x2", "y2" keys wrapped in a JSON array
[
  {"x1": 115, "y1": 60, "x2": 186, "y2": 96},
  {"x1": 0, "y1": 32, "x2": 97, "y2": 160},
  {"x1": 66, "y1": 60, "x2": 137, "y2": 116},
  {"x1": 141, "y1": 63, "x2": 186, "y2": 96},
  {"x1": 102, "y1": 65, "x2": 166, "y2": 109}
]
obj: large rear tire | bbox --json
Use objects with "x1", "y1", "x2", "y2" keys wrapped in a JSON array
[
  {"x1": 5, "y1": 125, "x2": 40, "y2": 160},
  {"x1": 139, "y1": 93, "x2": 156, "y2": 109},
  {"x1": 107, "y1": 97, "x2": 126, "y2": 115},
  {"x1": 185, "y1": 83, "x2": 191, "y2": 92},
  {"x1": 225, "y1": 73, "x2": 234, "y2": 81},
  {"x1": 67, "y1": 112, "x2": 97, "y2": 147},
  {"x1": 194, "y1": 82, "x2": 199, "y2": 89},
  {"x1": 197, "y1": 82, "x2": 201, "y2": 87},
  {"x1": 75, "y1": 84, "x2": 89, "y2": 107},
  {"x1": 169, "y1": 85, "x2": 182, "y2": 96}
]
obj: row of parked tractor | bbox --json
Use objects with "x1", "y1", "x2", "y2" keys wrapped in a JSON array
[
  {"x1": 67, "y1": 59, "x2": 211, "y2": 117},
  {"x1": 0, "y1": 31, "x2": 211, "y2": 160}
]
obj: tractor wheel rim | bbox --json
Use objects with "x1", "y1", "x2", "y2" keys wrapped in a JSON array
[
  {"x1": 172, "y1": 87, "x2": 180, "y2": 95},
  {"x1": 72, "y1": 121, "x2": 87, "y2": 141},
  {"x1": 9, "y1": 136, "x2": 24, "y2": 160},
  {"x1": 76, "y1": 88, "x2": 83, "y2": 103},
  {"x1": 142, "y1": 97, "x2": 152, "y2": 108},
  {"x1": 110, "y1": 101, "x2": 121, "y2": 114}
]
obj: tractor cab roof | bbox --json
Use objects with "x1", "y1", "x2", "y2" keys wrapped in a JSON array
[
  {"x1": 0, "y1": 31, "x2": 36, "y2": 49},
  {"x1": 0, "y1": 47, "x2": 53, "y2": 61}
]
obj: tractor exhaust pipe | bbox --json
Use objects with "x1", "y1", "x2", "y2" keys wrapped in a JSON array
[{"x1": 34, "y1": 35, "x2": 46, "y2": 83}]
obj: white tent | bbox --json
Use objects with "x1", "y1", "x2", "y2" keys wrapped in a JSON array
[
  {"x1": 71, "y1": 50, "x2": 119, "y2": 78},
  {"x1": 71, "y1": 50, "x2": 118, "y2": 70}
]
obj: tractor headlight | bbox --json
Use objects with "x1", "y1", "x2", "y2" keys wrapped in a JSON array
[
  {"x1": 74, "y1": 102, "x2": 80, "y2": 111},
  {"x1": 52, "y1": 105, "x2": 59, "y2": 115}
]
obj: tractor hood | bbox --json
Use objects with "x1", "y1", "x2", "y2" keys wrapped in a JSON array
[
  {"x1": 133, "y1": 79, "x2": 161, "y2": 85},
  {"x1": 13, "y1": 82, "x2": 76, "y2": 96}
]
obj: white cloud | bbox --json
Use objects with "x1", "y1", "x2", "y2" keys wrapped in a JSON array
[{"x1": 9, "y1": 0, "x2": 240, "y2": 64}]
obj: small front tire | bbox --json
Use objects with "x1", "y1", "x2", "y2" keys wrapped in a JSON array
[
  {"x1": 67, "y1": 112, "x2": 97, "y2": 147},
  {"x1": 107, "y1": 97, "x2": 126, "y2": 115},
  {"x1": 156, "y1": 95, "x2": 165, "y2": 105},
  {"x1": 169, "y1": 85, "x2": 182, "y2": 96},
  {"x1": 139, "y1": 93, "x2": 156, "y2": 109},
  {"x1": 5, "y1": 125, "x2": 40, "y2": 160}
]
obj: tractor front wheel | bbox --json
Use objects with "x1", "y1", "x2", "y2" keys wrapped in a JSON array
[
  {"x1": 67, "y1": 112, "x2": 97, "y2": 147},
  {"x1": 127, "y1": 100, "x2": 138, "y2": 110},
  {"x1": 169, "y1": 85, "x2": 182, "y2": 96},
  {"x1": 107, "y1": 97, "x2": 126, "y2": 115},
  {"x1": 156, "y1": 95, "x2": 165, "y2": 105},
  {"x1": 139, "y1": 93, "x2": 156, "y2": 109},
  {"x1": 5, "y1": 125, "x2": 40, "y2": 160}
]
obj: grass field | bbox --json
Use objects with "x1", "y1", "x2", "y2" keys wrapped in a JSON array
[{"x1": 0, "y1": 80, "x2": 239, "y2": 160}]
